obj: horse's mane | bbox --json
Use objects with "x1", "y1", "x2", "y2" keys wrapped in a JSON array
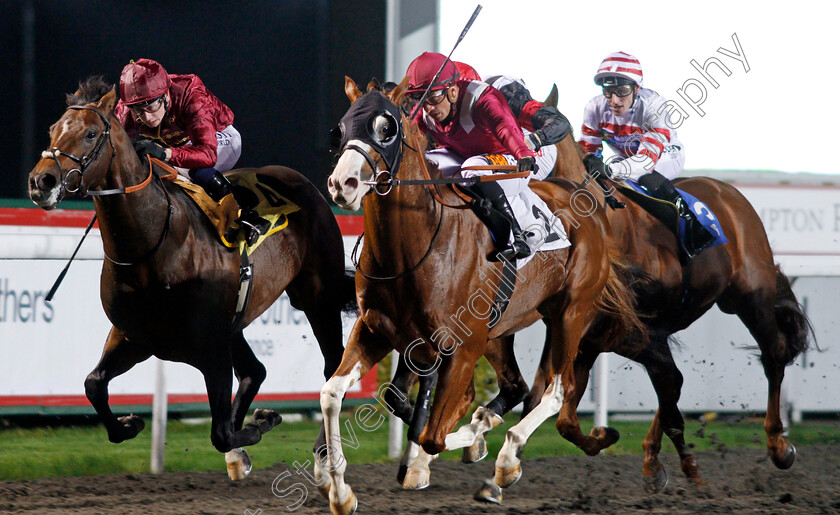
[{"x1": 66, "y1": 76, "x2": 113, "y2": 106}]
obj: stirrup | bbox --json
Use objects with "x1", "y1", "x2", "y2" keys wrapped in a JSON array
[{"x1": 239, "y1": 217, "x2": 271, "y2": 246}]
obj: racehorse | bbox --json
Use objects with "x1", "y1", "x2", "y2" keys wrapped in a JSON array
[
  {"x1": 27, "y1": 77, "x2": 353, "y2": 476},
  {"x1": 318, "y1": 76, "x2": 644, "y2": 514},
  {"x1": 519, "y1": 138, "x2": 813, "y2": 490}
]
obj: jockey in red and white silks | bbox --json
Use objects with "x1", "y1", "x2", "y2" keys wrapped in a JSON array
[
  {"x1": 579, "y1": 88, "x2": 684, "y2": 181},
  {"x1": 578, "y1": 51, "x2": 684, "y2": 182}
]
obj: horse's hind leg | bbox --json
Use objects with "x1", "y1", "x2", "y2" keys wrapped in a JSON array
[
  {"x1": 631, "y1": 340, "x2": 704, "y2": 492},
  {"x1": 202, "y1": 355, "x2": 280, "y2": 456},
  {"x1": 230, "y1": 331, "x2": 275, "y2": 430},
  {"x1": 84, "y1": 327, "x2": 151, "y2": 443},
  {"x1": 723, "y1": 287, "x2": 797, "y2": 469},
  {"x1": 521, "y1": 320, "x2": 552, "y2": 418}
]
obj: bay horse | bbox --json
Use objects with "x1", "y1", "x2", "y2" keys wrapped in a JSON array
[
  {"x1": 27, "y1": 77, "x2": 353, "y2": 476},
  {"x1": 317, "y1": 76, "x2": 643, "y2": 514},
  {"x1": 518, "y1": 138, "x2": 813, "y2": 490}
]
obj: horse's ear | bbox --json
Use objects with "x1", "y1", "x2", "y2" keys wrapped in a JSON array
[
  {"x1": 388, "y1": 76, "x2": 411, "y2": 106},
  {"x1": 97, "y1": 87, "x2": 118, "y2": 114},
  {"x1": 345, "y1": 76, "x2": 363, "y2": 103},
  {"x1": 366, "y1": 78, "x2": 381, "y2": 92},
  {"x1": 543, "y1": 83, "x2": 559, "y2": 108}
]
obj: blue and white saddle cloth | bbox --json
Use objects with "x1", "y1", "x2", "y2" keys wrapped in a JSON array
[{"x1": 624, "y1": 180, "x2": 728, "y2": 250}]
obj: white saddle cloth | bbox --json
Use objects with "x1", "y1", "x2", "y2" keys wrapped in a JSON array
[{"x1": 508, "y1": 187, "x2": 571, "y2": 269}]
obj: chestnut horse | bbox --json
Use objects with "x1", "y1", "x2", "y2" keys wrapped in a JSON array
[
  {"x1": 317, "y1": 76, "x2": 643, "y2": 514},
  {"x1": 28, "y1": 78, "x2": 352, "y2": 475},
  {"x1": 520, "y1": 142, "x2": 813, "y2": 490}
]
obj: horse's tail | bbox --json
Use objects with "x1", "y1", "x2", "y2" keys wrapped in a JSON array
[
  {"x1": 340, "y1": 268, "x2": 360, "y2": 315},
  {"x1": 774, "y1": 265, "x2": 814, "y2": 364},
  {"x1": 594, "y1": 244, "x2": 647, "y2": 351}
]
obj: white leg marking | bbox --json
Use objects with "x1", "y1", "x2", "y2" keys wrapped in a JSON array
[
  {"x1": 444, "y1": 405, "x2": 504, "y2": 450},
  {"x1": 495, "y1": 374, "x2": 564, "y2": 486},
  {"x1": 319, "y1": 362, "x2": 362, "y2": 509}
]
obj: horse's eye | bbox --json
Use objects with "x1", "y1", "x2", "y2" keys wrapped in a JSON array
[
  {"x1": 372, "y1": 115, "x2": 397, "y2": 143},
  {"x1": 85, "y1": 129, "x2": 97, "y2": 140}
]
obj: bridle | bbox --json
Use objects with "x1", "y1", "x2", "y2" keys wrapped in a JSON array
[{"x1": 42, "y1": 104, "x2": 172, "y2": 266}]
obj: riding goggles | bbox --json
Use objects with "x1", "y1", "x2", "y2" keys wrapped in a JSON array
[
  {"x1": 602, "y1": 84, "x2": 634, "y2": 98},
  {"x1": 128, "y1": 96, "x2": 165, "y2": 114},
  {"x1": 407, "y1": 88, "x2": 448, "y2": 106}
]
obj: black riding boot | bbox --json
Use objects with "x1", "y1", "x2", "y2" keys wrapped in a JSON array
[
  {"x1": 638, "y1": 171, "x2": 715, "y2": 258},
  {"x1": 192, "y1": 169, "x2": 271, "y2": 246},
  {"x1": 467, "y1": 181, "x2": 532, "y2": 261}
]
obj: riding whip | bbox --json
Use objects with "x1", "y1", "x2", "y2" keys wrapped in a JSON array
[
  {"x1": 45, "y1": 214, "x2": 97, "y2": 302},
  {"x1": 409, "y1": 4, "x2": 483, "y2": 120}
]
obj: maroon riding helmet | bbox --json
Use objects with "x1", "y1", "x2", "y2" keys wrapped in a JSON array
[
  {"x1": 119, "y1": 58, "x2": 171, "y2": 105},
  {"x1": 405, "y1": 51, "x2": 460, "y2": 94}
]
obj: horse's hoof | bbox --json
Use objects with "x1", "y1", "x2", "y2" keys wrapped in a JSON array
[
  {"x1": 643, "y1": 466, "x2": 668, "y2": 494},
  {"x1": 329, "y1": 487, "x2": 358, "y2": 515},
  {"x1": 252, "y1": 408, "x2": 282, "y2": 434},
  {"x1": 225, "y1": 448, "x2": 252, "y2": 481},
  {"x1": 592, "y1": 426, "x2": 620, "y2": 448},
  {"x1": 402, "y1": 466, "x2": 431, "y2": 490},
  {"x1": 474, "y1": 479, "x2": 503, "y2": 504},
  {"x1": 110, "y1": 414, "x2": 145, "y2": 443},
  {"x1": 494, "y1": 464, "x2": 521, "y2": 489},
  {"x1": 462, "y1": 436, "x2": 488, "y2": 463},
  {"x1": 396, "y1": 464, "x2": 407, "y2": 484},
  {"x1": 771, "y1": 440, "x2": 796, "y2": 470}
]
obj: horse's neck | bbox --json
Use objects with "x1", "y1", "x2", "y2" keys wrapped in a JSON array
[
  {"x1": 94, "y1": 159, "x2": 173, "y2": 263},
  {"x1": 363, "y1": 153, "x2": 440, "y2": 265}
]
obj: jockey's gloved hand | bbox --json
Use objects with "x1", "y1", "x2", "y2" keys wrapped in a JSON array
[
  {"x1": 583, "y1": 154, "x2": 607, "y2": 178},
  {"x1": 525, "y1": 133, "x2": 542, "y2": 151},
  {"x1": 517, "y1": 155, "x2": 538, "y2": 174},
  {"x1": 134, "y1": 138, "x2": 167, "y2": 162}
]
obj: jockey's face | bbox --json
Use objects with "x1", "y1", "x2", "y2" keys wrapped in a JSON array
[
  {"x1": 423, "y1": 85, "x2": 458, "y2": 124},
  {"x1": 131, "y1": 92, "x2": 170, "y2": 128},
  {"x1": 604, "y1": 85, "x2": 640, "y2": 116}
]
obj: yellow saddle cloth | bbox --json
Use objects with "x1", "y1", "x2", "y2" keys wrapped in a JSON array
[{"x1": 171, "y1": 170, "x2": 301, "y2": 255}]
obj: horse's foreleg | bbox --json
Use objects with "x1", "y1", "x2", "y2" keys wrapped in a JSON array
[
  {"x1": 84, "y1": 327, "x2": 151, "y2": 443},
  {"x1": 389, "y1": 357, "x2": 420, "y2": 424},
  {"x1": 320, "y1": 318, "x2": 392, "y2": 515},
  {"x1": 555, "y1": 345, "x2": 619, "y2": 456},
  {"x1": 462, "y1": 336, "x2": 528, "y2": 464},
  {"x1": 399, "y1": 369, "x2": 438, "y2": 488},
  {"x1": 634, "y1": 341, "x2": 703, "y2": 492},
  {"x1": 418, "y1": 345, "x2": 484, "y2": 456}
]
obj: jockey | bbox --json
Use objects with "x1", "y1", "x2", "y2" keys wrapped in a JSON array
[
  {"x1": 115, "y1": 58, "x2": 269, "y2": 245},
  {"x1": 405, "y1": 52, "x2": 556, "y2": 261},
  {"x1": 578, "y1": 51, "x2": 714, "y2": 257}
]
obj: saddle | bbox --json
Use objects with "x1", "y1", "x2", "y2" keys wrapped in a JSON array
[
  {"x1": 614, "y1": 182, "x2": 726, "y2": 260},
  {"x1": 150, "y1": 159, "x2": 300, "y2": 255}
]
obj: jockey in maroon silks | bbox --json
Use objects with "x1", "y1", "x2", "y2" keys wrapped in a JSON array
[
  {"x1": 405, "y1": 51, "x2": 546, "y2": 261},
  {"x1": 115, "y1": 58, "x2": 268, "y2": 245}
]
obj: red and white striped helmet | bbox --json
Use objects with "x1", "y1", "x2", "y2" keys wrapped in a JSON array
[{"x1": 593, "y1": 51, "x2": 643, "y2": 87}]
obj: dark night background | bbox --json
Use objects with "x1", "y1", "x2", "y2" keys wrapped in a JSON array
[{"x1": 0, "y1": 0, "x2": 385, "y2": 202}]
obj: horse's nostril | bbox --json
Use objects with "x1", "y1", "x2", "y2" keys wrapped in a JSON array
[
  {"x1": 344, "y1": 177, "x2": 358, "y2": 191},
  {"x1": 37, "y1": 173, "x2": 58, "y2": 191}
]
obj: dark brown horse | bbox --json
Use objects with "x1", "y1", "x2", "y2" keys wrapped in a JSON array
[
  {"x1": 316, "y1": 76, "x2": 643, "y2": 514},
  {"x1": 519, "y1": 141, "x2": 813, "y2": 490},
  {"x1": 27, "y1": 78, "x2": 353, "y2": 478}
]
